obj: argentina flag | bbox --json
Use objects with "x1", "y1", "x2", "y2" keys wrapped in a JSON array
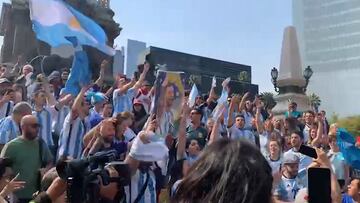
[
  {"x1": 337, "y1": 128, "x2": 360, "y2": 170},
  {"x1": 29, "y1": 0, "x2": 115, "y2": 56}
]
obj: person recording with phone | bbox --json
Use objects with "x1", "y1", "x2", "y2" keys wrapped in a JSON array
[
  {"x1": 0, "y1": 89, "x2": 15, "y2": 120},
  {"x1": 293, "y1": 148, "x2": 341, "y2": 203}
]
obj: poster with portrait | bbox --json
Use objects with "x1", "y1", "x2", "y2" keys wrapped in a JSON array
[{"x1": 151, "y1": 70, "x2": 186, "y2": 138}]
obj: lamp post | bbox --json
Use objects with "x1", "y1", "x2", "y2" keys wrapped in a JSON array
[
  {"x1": 271, "y1": 67, "x2": 279, "y2": 93},
  {"x1": 271, "y1": 66, "x2": 313, "y2": 94},
  {"x1": 303, "y1": 66, "x2": 313, "y2": 92}
]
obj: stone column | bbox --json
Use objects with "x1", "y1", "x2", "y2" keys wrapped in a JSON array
[{"x1": 272, "y1": 26, "x2": 311, "y2": 118}]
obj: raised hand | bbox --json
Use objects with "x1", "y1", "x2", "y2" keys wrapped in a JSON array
[
  {"x1": 1, "y1": 91, "x2": 13, "y2": 103},
  {"x1": 243, "y1": 92, "x2": 250, "y2": 99},
  {"x1": 101, "y1": 60, "x2": 109, "y2": 69},
  {"x1": 222, "y1": 77, "x2": 231, "y2": 88},
  {"x1": 143, "y1": 62, "x2": 150, "y2": 73},
  {"x1": 0, "y1": 174, "x2": 26, "y2": 198}
]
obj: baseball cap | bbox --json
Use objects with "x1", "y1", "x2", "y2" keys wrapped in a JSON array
[{"x1": 283, "y1": 153, "x2": 300, "y2": 164}]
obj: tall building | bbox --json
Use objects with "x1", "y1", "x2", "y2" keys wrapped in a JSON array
[
  {"x1": 125, "y1": 39, "x2": 146, "y2": 77},
  {"x1": 293, "y1": 0, "x2": 360, "y2": 117}
]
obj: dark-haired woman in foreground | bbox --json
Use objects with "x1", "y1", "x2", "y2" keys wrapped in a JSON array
[{"x1": 172, "y1": 139, "x2": 274, "y2": 203}]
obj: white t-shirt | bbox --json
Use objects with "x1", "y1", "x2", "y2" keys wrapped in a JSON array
[
  {"x1": 267, "y1": 156, "x2": 282, "y2": 174},
  {"x1": 259, "y1": 132, "x2": 270, "y2": 156},
  {"x1": 303, "y1": 125, "x2": 311, "y2": 143}
]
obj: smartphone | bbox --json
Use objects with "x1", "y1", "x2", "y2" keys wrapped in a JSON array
[
  {"x1": 308, "y1": 168, "x2": 331, "y2": 203},
  {"x1": 298, "y1": 144, "x2": 317, "y2": 159}
]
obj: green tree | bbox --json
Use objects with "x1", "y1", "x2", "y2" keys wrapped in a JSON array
[
  {"x1": 337, "y1": 116, "x2": 360, "y2": 136},
  {"x1": 308, "y1": 93, "x2": 321, "y2": 112},
  {"x1": 260, "y1": 92, "x2": 276, "y2": 110}
]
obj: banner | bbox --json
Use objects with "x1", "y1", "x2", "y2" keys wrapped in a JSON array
[{"x1": 151, "y1": 70, "x2": 186, "y2": 138}]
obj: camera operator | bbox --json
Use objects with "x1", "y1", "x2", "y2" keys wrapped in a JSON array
[{"x1": 31, "y1": 162, "x2": 123, "y2": 203}]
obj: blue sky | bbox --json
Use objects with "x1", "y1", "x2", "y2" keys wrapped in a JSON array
[
  {"x1": 111, "y1": 0, "x2": 292, "y2": 92},
  {"x1": 0, "y1": 0, "x2": 292, "y2": 92}
]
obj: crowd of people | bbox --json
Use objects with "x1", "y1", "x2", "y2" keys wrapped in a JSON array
[{"x1": 0, "y1": 59, "x2": 357, "y2": 203}]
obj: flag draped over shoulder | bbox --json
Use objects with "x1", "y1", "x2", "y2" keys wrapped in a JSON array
[
  {"x1": 29, "y1": 0, "x2": 115, "y2": 56},
  {"x1": 337, "y1": 128, "x2": 360, "y2": 169}
]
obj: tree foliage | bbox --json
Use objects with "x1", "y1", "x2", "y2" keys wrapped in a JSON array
[
  {"x1": 260, "y1": 92, "x2": 276, "y2": 110},
  {"x1": 308, "y1": 93, "x2": 321, "y2": 112},
  {"x1": 337, "y1": 116, "x2": 360, "y2": 136}
]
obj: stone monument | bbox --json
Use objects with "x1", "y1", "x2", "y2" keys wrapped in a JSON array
[
  {"x1": 0, "y1": 0, "x2": 121, "y2": 79},
  {"x1": 271, "y1": 26, "x2": 313, "y2": 117}
]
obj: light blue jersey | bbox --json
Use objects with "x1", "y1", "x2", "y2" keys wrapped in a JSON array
[
  {"x1": 58, "y1": 112, "x2": 90, "y2": 159},
  {"x1": 0, "y1": 101, "x2": 13, "y2": 120},
  {"x1": 0, "y1": 116, "x2": 20, "y2": 144},
  {"x1": 228, "y1": 125, "x2": 255, "y2": 144},
  {"x1": 113, "y1": 88, "x2": 136, "y2": 116},
  {"x1": 52, "y1": 106, "x2": 70, "y2": 136},
  {"x1": 33, "y1": 107, "x2": 57, "y2": 146},
  {"x1": 274, "y1": 175, "x2": 305, "y2": 202}
]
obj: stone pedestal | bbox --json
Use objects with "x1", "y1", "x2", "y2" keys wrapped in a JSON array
[{"x1": 272, "y1": 26, "x2": 311, "y2": 117}]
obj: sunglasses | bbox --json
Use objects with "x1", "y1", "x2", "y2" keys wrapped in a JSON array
[{"x1": 29, "y1": 123, "x2": 41, "y2": 129}]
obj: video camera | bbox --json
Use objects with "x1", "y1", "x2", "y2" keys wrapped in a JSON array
[{"x1": 56, "y1": 150, "x2": 131, "y2": 203}]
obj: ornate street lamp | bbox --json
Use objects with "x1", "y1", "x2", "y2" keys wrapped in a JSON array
[
  {"x1": 271, "y1": 67, "x2": 279, "y2": 92},
  {"x1": 271, "y1": 65, "x2": 313, "y2": 94},
  {"x1": 303, "y1": 66, "x2": 313, "y2": 92}
]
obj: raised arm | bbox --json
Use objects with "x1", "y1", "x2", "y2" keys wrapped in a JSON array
[
  {"x1": 72, "y1": 86, "x2": 88, "y2": 118},
  {"x1": 125, "y1": 116, "x2": 158, "y2": 176},
  {"x1": 238, "y1": 92, "x2": 250, "y2": 112},
  {"x1": 207, "y1": 86, "x2": 217, "y2": 104},
  {"x1": 116, "y1": 78, "x2": 136, "y2": 96},
  {"x1": 227, "y1": 96, "x2": 239, "y2": 128},
  {"x1": 311, "y1": 117, "x2": 324, "y2": 147},
  {"x1": 55, "y1": 94, "x2": 72, "y2": 111},
  {"x1": 94, "y1": 60, "x2": 107, "y2": 87},
  {"x1": 43, "y1": 80, "x2": 56, "y2": 107},
  {"x1": 132, "y1": 62, "x2": 150, "y2": 91},
  {"x1": 208, "y1": 118, "x2": 221, "y2": 145},
  {"x1": 177, "y1": 102, "x2": 190, "y2": 160},
  {"x1": 255, "y1": 104, "x2": 264, "y2": 134}
]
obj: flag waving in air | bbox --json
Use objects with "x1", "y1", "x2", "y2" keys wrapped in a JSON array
[
  {"x1": 29, "y1": 0, "x2": 115, "y2": 95},
  {"x1": 29, "y1": 0, "x2": 115, "y2": 56}
]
